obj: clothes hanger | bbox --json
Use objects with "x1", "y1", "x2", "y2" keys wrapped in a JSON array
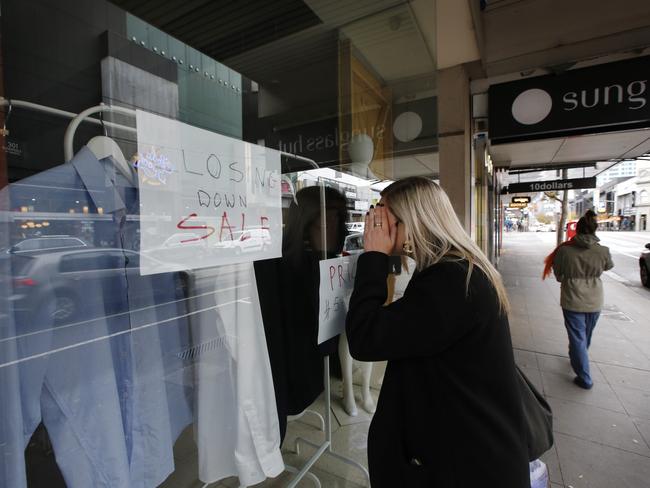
[
  {"x1": 1, "y1": 99, "x2": 12, "y2": 136},
  {"x1": 86, "y1": 111, "x2": 135, "y2": 184},
  {"x1": 281, "y1": 174, "x2": 298, "y2": 206}
]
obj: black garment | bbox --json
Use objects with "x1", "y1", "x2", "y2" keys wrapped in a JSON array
[
  {"x1": 255, "y1": 252, "x2": 338, "y2": 442},
  {"x1": 346, "y1": 252, "x2": 529, "y2": 488}
]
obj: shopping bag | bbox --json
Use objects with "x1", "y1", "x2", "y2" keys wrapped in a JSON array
[{"x1": 529, "y1": 459, "x2": 549, "y2": 488}]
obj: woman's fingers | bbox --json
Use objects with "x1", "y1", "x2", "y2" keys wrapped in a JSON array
[{"x1": 364, "y1": 208, "x2": 372, "y2": 240}]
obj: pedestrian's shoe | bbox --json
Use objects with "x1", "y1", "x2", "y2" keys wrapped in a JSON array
[{"x1": 573, "y1": 376, "x2": 593, "y2": 390}]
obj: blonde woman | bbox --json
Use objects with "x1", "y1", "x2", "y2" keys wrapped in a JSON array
[{"x1": 346, "y1": 177, "x2": 528, "y2": 487}]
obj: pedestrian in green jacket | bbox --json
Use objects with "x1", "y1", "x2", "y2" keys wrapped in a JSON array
[{"x1": 551, "y1": 210, "x2": 614, "y2": 389}]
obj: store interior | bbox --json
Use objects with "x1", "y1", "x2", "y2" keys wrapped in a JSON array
[{"x1": 1, "y1": 1, "x2": 437, "y2": 487}]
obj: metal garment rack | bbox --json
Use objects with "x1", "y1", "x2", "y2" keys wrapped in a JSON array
[
  {"x1": 0, "y1": 97, "x2": 136, "y2": 135},
  {"x1": 3, "y1": 98, "x2": 370, "y2": 487}
]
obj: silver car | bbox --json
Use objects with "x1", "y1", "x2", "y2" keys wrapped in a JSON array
[
  {"x1": 5, "y1": 235, "x2": 87, "y2": 254},
  {"x1": 343, "y1": 233, "x2": 364, "y2": 256}
]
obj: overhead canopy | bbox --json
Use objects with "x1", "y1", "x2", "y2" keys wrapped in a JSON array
[{"x1": 491, "y1": 127, "x2": 650, "y2": 176}]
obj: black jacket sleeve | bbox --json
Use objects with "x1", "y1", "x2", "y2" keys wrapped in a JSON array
[{"x1": 345, "y1": 252, "x2": 474, "y2": 362}]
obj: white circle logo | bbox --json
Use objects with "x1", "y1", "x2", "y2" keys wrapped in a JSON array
[
  {"x1": 393, "y1": 111, "x2": 423, "y2": 142},
  {"x1": 511, "y1": 88, "x2": 553, "y2": 125}
]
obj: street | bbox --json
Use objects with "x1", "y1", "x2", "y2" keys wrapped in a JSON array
[{"x1": 598, "y1": 231, "x2": 650, "y2": 289}]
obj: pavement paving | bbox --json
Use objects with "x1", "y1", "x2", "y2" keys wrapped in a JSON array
[{"x1": 501, "y1": 231, "x2": 650, "y2": 488}]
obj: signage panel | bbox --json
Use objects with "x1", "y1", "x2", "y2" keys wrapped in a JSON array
[
  {"x1": 511, "y1": 196, "x2": 531, "y2": 204},
  {"x1": 489, "y1": 56, "x2": 650, "y2": 143},
  {"x1": 504, "y1": 177, "x2": 596, "y2": 194},
  {"x1": 318, "y1": 255, "x2": 359, "y2": 344},
  {"x1": 136, "y1": 110, "x2": 282, "y2": 275}
]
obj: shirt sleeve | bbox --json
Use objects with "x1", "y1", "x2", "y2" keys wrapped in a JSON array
[{"x1": 345, "y1": 252, "x2": 473, "y2": 362}]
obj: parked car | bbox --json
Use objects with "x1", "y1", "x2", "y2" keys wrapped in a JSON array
[
  {"x1": 8, "y1": 248, "x2": 178, "y2": 325},
  {"x1": 342, "y1": 232, "x2": 364, "y2": 256},
  {"x1": 346, "y1": 222, "x2": 365, "y2": 233},
  {"x1": 142, "y1": 232, "x2": 208, "y2": 262},
  {"x1": 640, "y1": 243, "x2": 650, "y2": 288},
  {"x1": 213, "y1": 228, "x2": 272, "y2": 255},
  {"x1": 5, "y1": 235, "x2": 88, "y2": 254}
]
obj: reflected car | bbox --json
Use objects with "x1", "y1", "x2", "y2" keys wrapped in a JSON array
[
  {"x1": 342, "y1": 232, "x2": 364, "y2": 256},
  {"x1": 640, "y1": 243, "x2": 650, "y2": 288},
  {"x1": 346, "y1": 222, "x2": 365, "y2": 233},
  {"x1": 8, "y1": 248, "x2": 180, "y2": 325},
  {"x1": 4, "y1": 235, "x2": 88, "y2": 254},
  {"x1": 142, "y1": 232, "x2": 208, "y2": 261},
  {"x1": 213, "y1": 228, "x2": 272, "y2": 255}
]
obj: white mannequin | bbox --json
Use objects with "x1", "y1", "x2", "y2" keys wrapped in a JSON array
[
  {"x1": 339, "y1": 272, "x2": 400, "y2": 416},
  {"x1": 339, "y1": 332, "x2": 375, "y2": 416}
]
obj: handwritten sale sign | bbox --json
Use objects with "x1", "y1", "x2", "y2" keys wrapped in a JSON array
[
  {"x1": 317, "y1": 255, "x2": 359, "y2": 344},
  {"x1": 136, "y1": 110, "x2": 282, "y2": 275}
]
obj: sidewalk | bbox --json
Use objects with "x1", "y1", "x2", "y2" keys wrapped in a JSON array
[{"x1": 500, "y1": 232, "x2": 650, "y2": 488}]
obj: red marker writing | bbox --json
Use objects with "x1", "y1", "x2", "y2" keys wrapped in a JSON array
[{"x1": 177, "y1": 213, "x2": 215, "y2": 242}]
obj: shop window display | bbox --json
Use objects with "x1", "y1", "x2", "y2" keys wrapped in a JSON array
[{"x1": 0, "y1": 0, "x2": 436, "y2": 486}]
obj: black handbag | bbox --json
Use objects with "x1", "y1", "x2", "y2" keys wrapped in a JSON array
[{"x1": 516, "y1": 366, "x2": 554, "y2": 461}]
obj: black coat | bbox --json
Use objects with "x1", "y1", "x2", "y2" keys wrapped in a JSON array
[
  {"x1": 346, "y1": 252, "x2": 529, "y2": 487},
  {"x1": 255, "y1": 252, "x2": 339, "y2": 442}
]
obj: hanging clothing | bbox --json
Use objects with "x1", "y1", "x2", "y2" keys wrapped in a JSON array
[
  {"x1": 188, "y1": 264, "x2": 284, "y2": 486},
  {"x1": 1, "y1": 147, "x2": 194, "y2": 488},
  {"x1": 255, "y1": 250, "x2": 339, "y2": 443}
]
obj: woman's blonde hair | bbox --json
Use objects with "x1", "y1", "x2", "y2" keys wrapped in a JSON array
[{"x1": 381, "y1": 176, "x2": 510, "y2": 314}]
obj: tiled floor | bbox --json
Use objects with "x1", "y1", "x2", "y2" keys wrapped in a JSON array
[
  {"x1": 162, "y1": 378, "x2": 378, "y2": 488},
  {"x1": 162, "y1": 233, "x2": 650, "y2": 487}
]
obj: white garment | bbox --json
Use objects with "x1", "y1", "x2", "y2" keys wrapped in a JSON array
[{"x1": 187, "y1": 263, "x2": 284, "y2": 486}]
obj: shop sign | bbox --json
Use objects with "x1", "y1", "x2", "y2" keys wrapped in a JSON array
[
  {"x1": 503, "y1": 177, "x2": 596, "y2": 194},
  {"x1": 266, "y1": 117, "x2": 340, "y2": 167},
  {"x1": 489, "y1": 56, "x2": 650, "y2": 143},
  {"x1": 318, "y1": 255, "x2": 359, "y2": 344},
  {"x1": 2, "y1": 138, "x2": 23, "y2": 158},
  {"x1": 392, "y1": 96, "x2": 438, "y2": 156},
  {"x1": 136, "y1": 110, "x2": 282, "y2": 275},
  {"x1": 508, "y1": 202, "x2": 528, "y2": 209},
  {"x1": 354, "y1": 200, "x2": 369, "y2": 211},
  {"x1": 511, "y1": 196, "x2": 531, "y2": 204}
]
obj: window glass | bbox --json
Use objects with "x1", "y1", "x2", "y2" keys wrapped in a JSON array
[{"x1": 0, "y1": 1, "x2": 434, "y2": 486}]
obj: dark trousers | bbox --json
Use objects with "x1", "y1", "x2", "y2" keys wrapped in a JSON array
[{"x1": 562, "y1": 309, "x2": 600, "y2": 386}]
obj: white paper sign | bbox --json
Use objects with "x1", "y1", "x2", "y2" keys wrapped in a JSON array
[
  {"x1": 318, "y1": 255, "x2": 359, "y2": 344},
  {"x1": 136, "y1": 110, "x2": 282, "y2": 275}
]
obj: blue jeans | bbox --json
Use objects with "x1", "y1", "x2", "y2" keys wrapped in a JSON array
[{"x1": 562, "y1": 309, "x2": 600, "y2": 386}]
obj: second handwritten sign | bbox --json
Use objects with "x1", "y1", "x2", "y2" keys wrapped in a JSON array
[{"x1": 318, "y1": 255, "x2": 359, "y2": 344}]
